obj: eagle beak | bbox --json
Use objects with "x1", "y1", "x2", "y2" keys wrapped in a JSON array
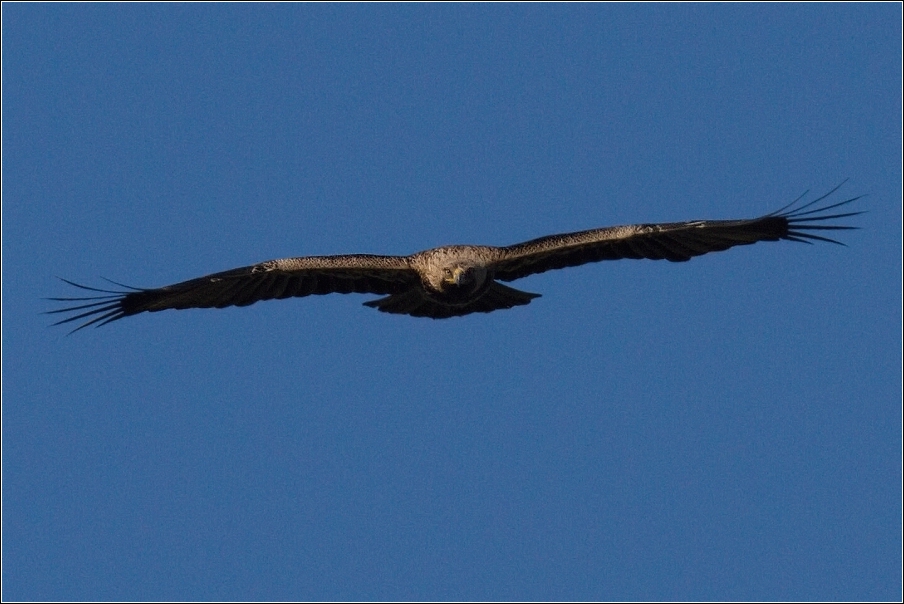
[{"x1": 451, "y1": 266, "x2": 468, "y2": 285}]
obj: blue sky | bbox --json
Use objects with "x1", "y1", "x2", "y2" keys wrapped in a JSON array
[{"x1": 3, "y1": 4, "x2": 901, "y2": 601}]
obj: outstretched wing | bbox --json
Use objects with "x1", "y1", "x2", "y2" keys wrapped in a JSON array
[
  {"x1": 48, "y1": 254, "x2": 418, "y2": 332},
  {"x1": 490, "y1": 183, "x2": 863, "y2": 282}
]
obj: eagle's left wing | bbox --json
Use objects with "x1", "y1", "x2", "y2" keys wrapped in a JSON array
[
  {"x1": 490, "y1": 184, "x2": 862, "y2": 282},
  {"x1": 48, "y1": 254, "x2": 418, "y2": 332}
]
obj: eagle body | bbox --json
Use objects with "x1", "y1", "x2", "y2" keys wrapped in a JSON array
[
  {"x1": 363, "y1": 245, "x2": 541, "y2": 319},
  {"x1": 49, "y1": 183, "x2": 861, "y2": 332},
  {"x1": 410, "y1": 245, "x2": 497, "y2": 298}
]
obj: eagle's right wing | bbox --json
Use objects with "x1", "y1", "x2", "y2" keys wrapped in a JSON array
[{"x1": 48, "y1": 254, "x2": 418, "y2": 332}]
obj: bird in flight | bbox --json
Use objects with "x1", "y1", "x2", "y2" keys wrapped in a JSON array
[{"x1": 49, "y1": 183, "x2": 861, "y2": 332}]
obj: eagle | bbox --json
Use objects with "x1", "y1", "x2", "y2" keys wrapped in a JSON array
[{"x1": 49, "y1": 183, "x2": 861, "y2": 332}]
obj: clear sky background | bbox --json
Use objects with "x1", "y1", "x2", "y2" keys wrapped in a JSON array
[{"x1": 3, "y1": 4, "x2": 901, "y2": 601}]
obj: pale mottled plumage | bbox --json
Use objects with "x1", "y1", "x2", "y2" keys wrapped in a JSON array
[{"x1": 49, "y1": 183, "x2": 861, "y2": 331}]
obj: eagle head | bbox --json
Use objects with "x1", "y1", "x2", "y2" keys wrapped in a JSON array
[
  {"x1": 412, "y1": 246, "x2": 496, "y2": 304},
  {"x1": 440, "y1": 264, "x2": 488, "y2": 295}
]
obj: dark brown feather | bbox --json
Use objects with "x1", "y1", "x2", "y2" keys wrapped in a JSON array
[
  {"x1": 48, "y1": 256, "x2": 417, "y2": 332},
  {"x1": 491, "y1": 185, "x2": 862, "y2": 282}
]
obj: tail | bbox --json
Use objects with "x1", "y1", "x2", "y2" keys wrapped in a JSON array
[{"x1": 363, "y1": 282, "x2": 540, "y2": 319}]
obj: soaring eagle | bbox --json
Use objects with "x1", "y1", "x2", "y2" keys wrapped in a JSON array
[{"x1": 50, "y1": 183, "x2": 860, "y2": 332}]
